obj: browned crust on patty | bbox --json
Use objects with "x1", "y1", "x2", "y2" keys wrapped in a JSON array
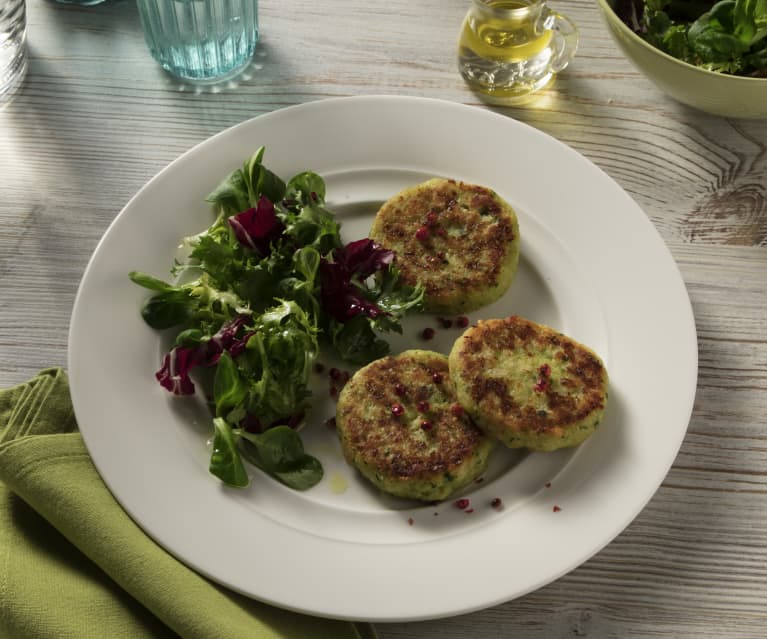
[
  {"x1": 336, "y1": 350, "x2": 493, "y2": 498},
  {"x1": 369, "y1": 178, "x2": 519, "y2": 313}
]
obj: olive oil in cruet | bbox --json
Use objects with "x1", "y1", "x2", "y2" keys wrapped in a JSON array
[{"x1": 457, "y1": 0, "x2": 578, "y2": 103}]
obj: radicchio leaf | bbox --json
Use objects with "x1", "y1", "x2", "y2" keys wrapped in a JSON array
[
  {"x1": 201, "y1": 315, "x2": 253, "y2": 363},
  {"x1": 343, "y1": 238, "x2": 394, "y2": 275},
  {"x1": 155, "y1": 315, "x2": 253, "y2": 395},
  {"x1": 319, "y1": 239, "x2": 394, "y2": 322},
  {"x1": 155, "y1": 346, "x2": 198, "y2": 395},
  {"x1": 227, "y1": 195, "x2": 284, "y2": 254}
]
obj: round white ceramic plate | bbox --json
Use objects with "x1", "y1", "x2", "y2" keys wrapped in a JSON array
[{"x1": 68, "y1": 95, "x2": 697, "y2": 622}]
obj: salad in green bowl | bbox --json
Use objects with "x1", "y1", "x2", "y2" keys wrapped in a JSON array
[{"x1": 614, "y1": 0, "x2": 767, "y2": 76}]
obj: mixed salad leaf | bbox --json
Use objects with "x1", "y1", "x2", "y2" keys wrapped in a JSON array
[
  {"x1": 615, "y1": 0, "x2": 767, "y2": 76},
  {"x1": 130, "y1": 147, "x2": 423, "y2": 489}
]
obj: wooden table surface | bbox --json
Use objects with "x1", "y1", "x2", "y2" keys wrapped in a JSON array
[{"x1": 2, "y1": 1, "x2": 765, "y2": 636}]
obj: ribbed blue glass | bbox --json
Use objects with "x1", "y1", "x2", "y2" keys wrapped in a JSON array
[{"x1": 136, "y1": 0, "x2": 259, "y2": 82}]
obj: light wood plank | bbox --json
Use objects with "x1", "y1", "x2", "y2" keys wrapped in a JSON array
[{"x1": 1, "y1": 1, "x2": 766, "y2": 636}]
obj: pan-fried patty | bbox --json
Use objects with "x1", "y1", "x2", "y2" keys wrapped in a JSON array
[
  {"x1": 369, "y1": 178, "x2": 520, "y2": 314},
  {"x1": 449, "y1": 316, "x2": 608, "y2": 451},
  {"x1": 336, "y1": 349, "x2": 494, "y2": 501}
]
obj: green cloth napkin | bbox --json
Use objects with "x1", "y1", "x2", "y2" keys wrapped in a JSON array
[{"x1": 0, "y1": 368, "x2": 376, "y2": 639}]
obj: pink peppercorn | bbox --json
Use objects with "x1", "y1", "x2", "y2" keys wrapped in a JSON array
[{"x1": 534, "y1": 363, "x2": 552, "y2": 393}]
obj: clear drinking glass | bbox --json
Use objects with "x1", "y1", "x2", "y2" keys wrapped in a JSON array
[
  {"x1": 457, "y1": 0, "x2": 578, "y2": 104},
  {"x1": 0, "y1": 0, "x2": 26, "y2": 104},
  {"x1": 136, "y1": 0, "x2": 259, "y2": 83}
]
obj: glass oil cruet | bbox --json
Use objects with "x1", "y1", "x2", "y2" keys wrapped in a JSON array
[{"x1": 458, "y1": 0, "x2": 579, "y2": 104}]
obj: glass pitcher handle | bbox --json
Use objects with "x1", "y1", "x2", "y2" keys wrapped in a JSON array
[{"x1": 548, "y1": 12, "x2": 579, "y2": 73}]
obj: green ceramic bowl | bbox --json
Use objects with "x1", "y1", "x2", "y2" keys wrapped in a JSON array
[{"x1": 595, "y1": 0, "x2": 767, "y2": 118}]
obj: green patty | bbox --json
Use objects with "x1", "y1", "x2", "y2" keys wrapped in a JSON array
[
  {"x1": 370, "y1": 178, "x2": 520, "y2": 314},
  {"x1": 336, "y1": 349, "x2": 494, "y2": 501},
  {"x1": 449, "y1": 316, "x2": 609, "y2": 452}
]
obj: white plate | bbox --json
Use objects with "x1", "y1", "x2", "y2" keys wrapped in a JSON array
[{"x1": 68, "y1": 96, "x2": 697, "y2": 622}]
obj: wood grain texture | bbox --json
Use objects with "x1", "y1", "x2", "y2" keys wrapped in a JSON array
[{"x1": 1, "y1": 1, "x2": 765, "y2": 636}]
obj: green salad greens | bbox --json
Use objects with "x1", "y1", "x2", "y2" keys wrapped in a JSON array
[
  {"x1": 130, "y1": 148, "x2": 423, "y2": 490},
  {"x1": 615, "y1": 0, "x2": 767, "y2": 76}
]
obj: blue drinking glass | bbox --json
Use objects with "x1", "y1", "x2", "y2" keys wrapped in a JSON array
[{"x1": 136, "y1": 0, "x2": 259, "y2": 83}]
